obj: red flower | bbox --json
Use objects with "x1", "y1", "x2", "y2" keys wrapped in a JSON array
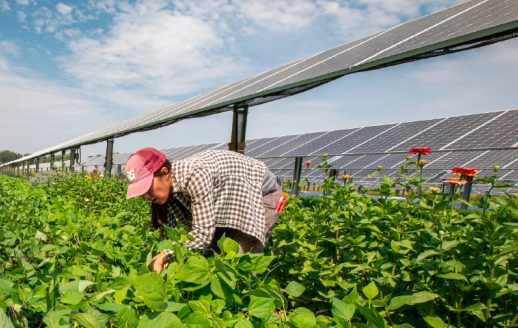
[
  {"x1": 304, "y1": 161, "x2": 312, "y2": 166},
  {"x1": 451, "y1": 167, "x2": 478, "y2": 177},
  {"x1": 410, "y1": 147, "x2": 432, "y2": 155},
  {"x1": 442, "y1": 178, "x2": 467, "y2": 185}
]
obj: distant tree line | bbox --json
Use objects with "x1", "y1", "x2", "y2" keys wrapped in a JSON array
[
  {"x1": 0, "y1": 150, "x2": 23, "y2": 164},
  {"x1": 0, "y1": 150, "x2": 70, "y2": 165}
]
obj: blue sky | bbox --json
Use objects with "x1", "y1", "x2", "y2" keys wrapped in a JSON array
[{"x1": 1, "y1": 0, "x2": 517, "y2": 159}]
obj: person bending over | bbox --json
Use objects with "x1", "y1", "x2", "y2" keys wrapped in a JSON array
[{"x1": 124, "y1": 147, "x2": 283, "y2": 273}]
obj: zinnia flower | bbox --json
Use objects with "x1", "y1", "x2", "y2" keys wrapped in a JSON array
[
  {"x1": 451, "y1": 167, "x2": 478, "y2": 177},
  {"x1": 304, "y1": 160, "x2": 312, "y2": 166},
  {"x1": 418, "y1": 159, "x2": 429, "y2": 167},
  {"x1": 442, "y1": 178, "x2": 467, "y2": 185},
  {"x1": 410, "y1": 147, "x2": 432, "y2": 155},
  {"x1": 429, "y1": 187, "x2": 441, "y2": 192},
  {"x1": 341, "y1": 174, "x2": 352, "y2": 181}
]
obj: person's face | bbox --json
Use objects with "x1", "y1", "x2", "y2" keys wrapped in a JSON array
[{"x1": 142, "y1": 167, "x2": 171, "y2": 205}]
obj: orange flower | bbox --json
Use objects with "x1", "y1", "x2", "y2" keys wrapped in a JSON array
[
  {"x1": 418, "y1": 159, "x2": 429, "y2": 167},
  {"x1": 341, "y1": 174, "x2": 352, "y2": 181},
  {"x1": 451, "y1": 167, "x2": 478, "y2": 177},
  {"x1": 304, "y1": 160, "x2": 312, "y2": 167},
  {"x1": 410, "y1": 147, "x2": 432, "y2": 155},
  {"x1": 442, "y1": 178, "x2": 467, "y2": 185}
]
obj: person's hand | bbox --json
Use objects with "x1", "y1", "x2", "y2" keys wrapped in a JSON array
[{"x1": 149, "y1": 250, "x2": 173, "y2": 273}]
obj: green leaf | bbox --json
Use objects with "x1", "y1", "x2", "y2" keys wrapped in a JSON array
[
  {"x1": 177, "y1": 255, "x2": 210, "y2": 284},
  {"x1": 184, "y1": 311, "x2": 211, "y2": 325},
  {"x1": 60, "y1": 289, "x2": 85, "y2": 305},
  {"x1": 70, "y1": 313, "x2": 101, "y2": 328},
  {"x1": 248, "y1": 296, "x2": 274, "y2": 319},
  {"x1": 251, "y1": 255, "x2": 275, "y2": 274},
  {"x1": 362, "y1": 281, "x2": 378, "y2": 300},
  {"x1": 235, "y1": 320, "x2": 254, "y2": 328},
  {"x1": 438, "y1": 273, "x2": 468, "y2": 282},
  {"x1": 289, "y1": 307, "x2": 316, "y2": 328},
  {"x1": 133, "y1": 273, "x2": 166, "y2": 311},
  {"x1": 285, "y1": 281, "x2": 306, "y2": 298},
  {"x1": 332, "y1": 298, "x2": 355, "y2": 322},
  {"x1": 60, "y1": 280, "x2": 96, "y2": 293},
  {"x1": 388, "y1": 292, "x2": 439, "y2": 310},
  {"x1": 137, "y1": 312, "x2": 183, "y2": 328},
  {"x1": 218, "y1": 236, "x2": 239, "y2": 255},
  {"x1": 43, "y1": 310, "x2": 74, "y2": 328},
  {"x1": 210, "y1": 275, "x2": 226, "y2": 299},
  {"x1": 188, "y1": 300, "x2": 211, "y2": 314},
  {"x1": 422, "y1": 314, "x2": 448, "y2": 328},
  {"x1": 441, "y1": 240, "x2": 459, "y2": 251},
  {"x1": 0, "y1": 279, "x2": 15, "y2": 294},
  {"x1": 357, "y1": 306, "x2": 386, "y2": 328},
  {"x1": 0, "y1": 310, "x2": 15, "y2": 328}
]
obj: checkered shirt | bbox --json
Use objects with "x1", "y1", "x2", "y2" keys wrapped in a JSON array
[{"x1": 161, "y1": 150, "x2": 267, "y2": 251}]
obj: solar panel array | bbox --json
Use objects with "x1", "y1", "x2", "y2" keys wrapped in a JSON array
[
  {"x1": 73, "y1": 109, "x2": 518, "y2": 191},
  {"x1": 5, "y1": 0, "x2": 518, "y2": 166}
]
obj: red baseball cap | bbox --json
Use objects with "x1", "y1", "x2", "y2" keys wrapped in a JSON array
[{"x1": 125, "y1": 147, "x2": 166, "y2": 199}]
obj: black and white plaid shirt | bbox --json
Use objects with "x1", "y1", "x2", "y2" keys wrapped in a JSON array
[{"x1": 161, "y1": 150, "x2": 267, "y2": 251}]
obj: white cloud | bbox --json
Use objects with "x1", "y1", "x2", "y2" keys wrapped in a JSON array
[
  {"x1": 0, "y1": 40, "x2": 20, "y2": 56},
  {"x1": 236, "y1": 0, "x2": 318, "y2": 31},
  {"x1": 0, "y1": 0, "x2": 10, "y2": 12},
  {"x1": 15, "y1": 0, "x2": 30, "y2": 6},
  {"x1": 61, "y1": 2, "x2": 246, "y2": 111},
  {"x1": 56, "y1": 2, "x2": 73, "y2": 15},
  {"x1": 0, "y1": 69, "x2": 111, "y2": 153}
]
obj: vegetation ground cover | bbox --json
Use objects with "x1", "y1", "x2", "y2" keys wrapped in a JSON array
[{"x1": 0, "y1": 166, "x2": 516, "y2": 327}]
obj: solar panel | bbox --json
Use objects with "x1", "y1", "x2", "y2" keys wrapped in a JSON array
[
  {"x1": 392, "y1": 112, "x2": 501, "y2": 151},
  {"x1": 447, "y1": 110, "x2": 518, "y2": 149},
  {"x1": 246, "y1": 135, "x2": 300, "y2": 157},
  {"x1": 256, "y1": 132, "x2": 326, "y2": 158},
  {"x1": 314, "y1": 124, "x2": 396, "y2": 155},
  {"x1": 282, "y1": 129, "x2": 359, "y2": 156},
  {"x1": 352, "y1": 119, "x2": 442, "y2": 153},
  {"x1": 6, "y1": 0, "x2": 517, "y2": 166}
]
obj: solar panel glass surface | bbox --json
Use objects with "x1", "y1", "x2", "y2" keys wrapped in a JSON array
[
  {"x1": 392, "y1": 112, "x2": 500, "y2": 151},
  {"x1": 449, "y1": 110, "x2": 518, "y2": 149},
  {"x1": 315, "y1": 124, "x2": 396, "y2": 155},
  {"x1": 283, "y1": 129, "x2": 359, "y2": 156},
  {"x1": 353, "y1": 119, "x2": 442, "y2": 153}
]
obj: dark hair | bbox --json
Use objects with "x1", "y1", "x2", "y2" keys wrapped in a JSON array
[{"x1": 150, "y1": 159, "x2": 172, "y2": 228}]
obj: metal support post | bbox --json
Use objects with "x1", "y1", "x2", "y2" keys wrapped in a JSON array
[
  {"x1": 36, "y1": 158, "x2": 40, "y2": 173},
  {"x1": 105, "y1": 139, "x2": 114, "y2": 177},
  {"x1": 50, "y1": 154, "x2": 55, "y2": 170},
  {"x1": 292, "y1": 157, "x2": 303, "y2": 196},
  {"x1": 69, "y1": 148, "x2": 76, "y2": 172},
  {"x1": 461, "y1": 178, "x2": 473, "y2": 209},
  {"x1": 61, "y1": 150, "x2": 65, "y2": 171},
  {"x1": 228, "y1": 105, "x2": 248, "y2": 154}
]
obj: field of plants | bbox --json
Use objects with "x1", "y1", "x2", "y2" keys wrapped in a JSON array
[{"x1": 0, "y1": 158, "x2": 517, "y2": 327}]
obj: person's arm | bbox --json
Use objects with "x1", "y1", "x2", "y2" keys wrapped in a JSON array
[{"x1": 149, "y1": 249, "x2": 174, "y2": 273}]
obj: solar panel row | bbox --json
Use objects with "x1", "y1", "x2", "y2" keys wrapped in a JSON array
[
  {"x1": 7, "y1": 0, "x2": 517, "y2": 166},
  {"x1": 72, "y1": 109, "x2": 518, "y2": 191}
]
